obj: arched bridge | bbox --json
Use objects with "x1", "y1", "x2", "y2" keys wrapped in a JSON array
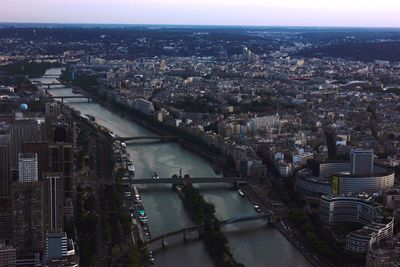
[
  {"x1": 144, "y1": 213, "x2": 271, "y2": 248},
  {"x1": 129, "y1": 177, "x2": 246, "y2": 184},
  {"x1": 220, "y1": 213, "x2": 270, "y2": 226},
  {"x1": 42, "y1": 83, "x2": 65, "y2": 89},
  {"x1": 115, "y1": 135, "x2": 179, "y2": 142},
  {"x1": 51, "y1": 95, "x2": 98, "y2": 103}
]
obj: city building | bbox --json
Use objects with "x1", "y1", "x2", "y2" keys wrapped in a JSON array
[
  {"x1": 18, "y1": 153, "x2": 38, "y2": 183},
  {"x1": 296, "y1": 157, "x2": 394, "y2": 197},
  {"x1": 0, "y1": 134, "x2": 11, "y2": 197},
  {"x1": 130, "y1": 98, "x2": 155, "y2": 115},
  {"x1": 43, "y1": 173, "x2": 64, "y2": 232},
  {"x1": 49, "y1": 143, "x2": 73, "y2": 196},
  {"x1": 11, "y1": 181, "x2": 44, "y2": 253},
  {"x1": 45, "y1": 232, "x2": 67, "y2": 263},
  {"x1": 320, "y1": 194, "x2": 394, "y2": 253},
  {"x1": 350, "y1": 148, "x2": 374, "y2": 176},
  {"x1": 10, "y1": 118, "x2": 42, "y2": 169},
  {"x1": 0, "y1": 244, "x2": 16, "y2": 267},
  {"x1": 21, "y1": 142, "x2": 49, "y2": 180},
  {"x1": 366, "y1": 234, "x2": 400, "y2": 267},
  {"x1": 383, "y1": 189, "x2": 400, "y2": 210},
  {"x1": 0, "y1": 207, "x2": 12, "y2": 243}
]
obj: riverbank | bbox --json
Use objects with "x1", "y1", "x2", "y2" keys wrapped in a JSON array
[
  {"x1": 67, "y1": 102, "x2": 153, "y2": 266},
  {"x1": 58, "y1": 78, "x2": 248, "y2": 266},
  {"x1": 63, "y1": 79, "x2": 226, "y2": 168},
  {"x1": 43, "y1": 69, "x2": 313, "y2": 267}
]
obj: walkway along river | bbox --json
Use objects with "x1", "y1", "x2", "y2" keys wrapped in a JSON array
[{"x1": 34, "y1": 68, "x2": 312, "y2": 267}]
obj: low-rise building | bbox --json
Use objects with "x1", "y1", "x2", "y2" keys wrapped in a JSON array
[
  {"x1": 383, "y1": 189, "x2": 400, "y2": 210},
  {"x1": 320, "y1": 194, "x2": 394, "y2": 253},
  {"x1": 0, "y1": 244, "x2": 16, "y2": 267},
  {"x1": 366, "y1": 234, "x2": 400, "y2": 267}
]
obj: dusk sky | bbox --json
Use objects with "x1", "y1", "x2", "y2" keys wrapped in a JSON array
[{"x1": 1, "y1": 0, "x2": 400, "y2": 28}]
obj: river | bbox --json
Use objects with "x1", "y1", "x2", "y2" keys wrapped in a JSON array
[{"x1": 33, "y1": 68, "x2": 312, "y2": 267}]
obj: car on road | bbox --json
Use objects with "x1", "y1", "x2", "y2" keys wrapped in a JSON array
[
  {"x1": 254, "y1": 204, "x2": 261, "y2": 213},
  {"x1": 148, "y1": 251, "x2": 155, "y2": 264},
  {"x1": 144, "y1": 231, "x2": 151, "y2": 239}
]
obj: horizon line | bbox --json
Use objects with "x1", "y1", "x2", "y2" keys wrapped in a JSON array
[{"x1": 1, "y1": 21, "x2": 400, "y2": 30}]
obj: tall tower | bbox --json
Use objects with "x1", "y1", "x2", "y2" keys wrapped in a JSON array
[
  {"x1": 350, "y1": 149, "x2": 374, "y2": 176},
  {"x1": 0, "y1": 134, "x2": 11, "y2": 197},
  {"x1": 43, "y1": 173, "x2": 64, "y2": 232},
  {"x1": 18, "y1": 153, "x2": 38, "y2": 183},
  {"x1": 11, "y1": 181, "x2": 44, "y2": 253},
  {"x1": 49, "y1": 143, "x2": 73, "y2": 197}
]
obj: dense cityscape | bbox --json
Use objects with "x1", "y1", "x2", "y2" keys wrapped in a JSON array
[{"x1": 1, "y1": 23, "x2": 400, "y2": 267}]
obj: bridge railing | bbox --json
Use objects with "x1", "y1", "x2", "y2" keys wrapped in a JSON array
[{"x1": 145, "y1": 213, "x2": 271, "y2": 247}]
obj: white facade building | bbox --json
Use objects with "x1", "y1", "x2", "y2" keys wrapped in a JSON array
[{"x1": 18, "y1": 153, "x2": 38, "y2": 183}]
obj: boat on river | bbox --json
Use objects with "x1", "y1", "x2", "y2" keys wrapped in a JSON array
[{"x1": 152, "y1": 172, "x2": 160, "y2": 179}]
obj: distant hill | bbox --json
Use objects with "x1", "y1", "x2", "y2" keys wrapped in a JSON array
[{"x1": 296, "y1": 41, "x2": 400, "y2": 62}]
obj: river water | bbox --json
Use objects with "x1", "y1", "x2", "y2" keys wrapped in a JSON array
[{"x1": 34, "y1": 68, "x2": 311, "y2": 267}]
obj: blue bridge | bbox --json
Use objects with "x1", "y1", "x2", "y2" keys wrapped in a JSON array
[{"x1": 220, "y1": 213, "x2": 270, "y2": 226}]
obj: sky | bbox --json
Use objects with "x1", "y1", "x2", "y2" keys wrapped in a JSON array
[{"x1": 1, "y1": 0, "x2": 400, "y2": 28}]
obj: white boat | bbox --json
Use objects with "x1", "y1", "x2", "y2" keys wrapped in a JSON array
[
  {"x1": 152, "y1": 172, "x2": 160, "y2": 179},
  {"x1": 254, "y1": 205, "x2": 261, "y2": 213},
  {"x1": 237, "y1": 189, "x2": 245, "y2": 197},
  {"x1": 127, "y1": 163, "x2": 135, "y2": 173}
]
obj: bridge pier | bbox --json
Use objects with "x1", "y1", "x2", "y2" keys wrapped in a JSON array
[
  {"x1": 198, "y1": 224, "x2": 204, "y2": 239},
  {"x1": 162, "y1": 235, "x2": 167, "y2": 248},
  {"x1": 183, "y1": 228, "x2": 188, "y2": 242}
]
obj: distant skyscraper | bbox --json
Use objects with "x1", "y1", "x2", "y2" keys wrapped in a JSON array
[
  {"x1": 0, "y1": 134, "x2": 11, "y2": 197},
  {"x1": 43, "y1": 173, "x2": 63, "y2": 232},
  {"x1": 10, "y1": 119, "x2": 42, "y2": 169},
  {"x1": 49, "y1": 143, "x2": 73, "y2": 197},
  {"x1": 18, "y1": 153, "x2": 38, "y2": 183},
  {"x1": 11, "y1": 181, "x2": 44, "y2": 253},
  {"x1": 54, "y1": 126, "x2": 67, "y2": 143},
  {"x1": 350, "y1": 149, "x2": 374, "y2": 176},
  {"x1": 44, "y1": 116, "x2": 76, "y2": 147},
  {"x1": 21, "y1": 142, "x2": 49, "y2": 180}
]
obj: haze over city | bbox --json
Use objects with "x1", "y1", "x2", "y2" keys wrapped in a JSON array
[
  {"x1": 2, "y1": 1, "x2": 400, "y2": 266},
  {"x1": 1, "y1": 0, "x2": 400, "y2": 27}
]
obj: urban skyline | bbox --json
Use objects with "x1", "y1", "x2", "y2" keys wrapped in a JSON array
[{"x1": 1, "y1": 2, "x2": 400, "y2": 266}]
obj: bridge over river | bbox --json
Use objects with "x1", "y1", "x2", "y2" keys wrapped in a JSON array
[
  {"x1": 51, "y1": 95, "x2": 98, "y2": 103},
  {"x1": 115, "y1": 135, "x2": 179, "y2": 142},
  {"x1": 144, "y1": 213, "x2": 274, "y2": 249},
  {"x1": 130, "y1": 177, "x2": 246, "y2": 184}
]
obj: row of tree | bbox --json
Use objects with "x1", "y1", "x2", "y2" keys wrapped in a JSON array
[
  {"x1": 181, "y1": 184, "x2": 244, "y2": 267},
  {"x1": 0, "y1": 61, "x2": 60, "y2": 78}
]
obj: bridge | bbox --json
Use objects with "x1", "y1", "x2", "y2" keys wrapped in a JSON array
[
  {"x1": 42, "y1": 83, "x2": 65, "y2": 89},
  {"x1": 220, "y1": 213, "x2": 271, "y2": 226},
  {"x1": 144, "y1": 213, "x2": 272, "y2": 248},
  {"x1": 130, "y1": 177, "x2": 246, "y2": 185},
  {"x1": 51, "y1": 95, "x2": 98, "y2": 103},
  {"x1": 115, "y1": 136, "x2": 179, "y2": 142},
  {"x1": 31, "y1": 80, "x2": 67, "y2": 89}
]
